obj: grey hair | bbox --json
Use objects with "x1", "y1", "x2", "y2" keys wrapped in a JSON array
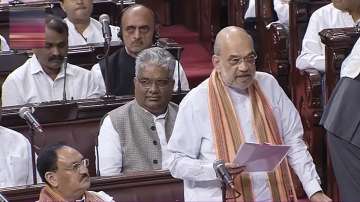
[{"x1": 135, "y1": 47, "x2": 176, "y2": 78}]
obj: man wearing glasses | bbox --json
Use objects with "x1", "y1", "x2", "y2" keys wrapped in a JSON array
[
  {"x1": 37, "y1": 143, "x2": 113, "y2": 201},
  {"x1": 166, "y1": 26, "x2": 331, "y2": 202},
  {"x1": 97, "y1": 47, "x2": 178, "y2": 175}
]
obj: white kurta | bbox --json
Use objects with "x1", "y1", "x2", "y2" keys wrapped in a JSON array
[
  {"x1": 97, "y1": 106, "x2": 171, "y2": 176},
  {"x1": 64, "y1": 18, "x2": 121, "y2": 47},
  {"x1": 296, "y1": 3, "x2": 357, "y2": 72},
  {"x1": 167, "y1": 72, "x2": 322, "y2": 202},
  {"x1": 0, "y1": 126, "x2": 33, "y2": 188},
  {"x1": 90, "y1": 60, "x2": 190, "y2": 95},
  {"x1": 245, "y1": 0, "x2": 289, "y2": 26},
  {"x1": 341, "y1": 37, "x2": 360, "y2": 78},
  {"x1": 0, "y1": 35, "x2": 9, "y2": 51},
  {"x1": 1, "y1": 55, "x2": 103, "y2": 106}
]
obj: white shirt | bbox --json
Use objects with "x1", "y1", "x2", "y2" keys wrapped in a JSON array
[
  {"x1": 245, "y1": 0, "x2": 289, "y2": 26},
  {"x1": 0, "y1": 126, "x2": 33, "y2": 188},
  {"x1": 167, "y1": 72, "x2": 322, "y2": 202},
  {"x1": 0, "y1": 35, "x2": 9, "y2": 51},
  {"x1": 97, "y1": 105, "x2": 171, "y2": 176},
  {"x1": 91, "y1": 60, "x2": 190, "y2": 95},
  {"x1": 341, "y1": 37, "x2": 360, "y2": 78},
  {"x1": 1, "y1": 55, "x2": 103, "y2": 106},
  {"x1": 296, "y1": 3, "x2": 357, "y2": 72},
  {"x1": 64, "y1": 18, "x2": 121, "y2": 47}
]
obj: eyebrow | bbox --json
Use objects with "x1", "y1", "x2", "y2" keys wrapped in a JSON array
[{"x1": 229, "y1": 51, "x2": 255, "y2": 58}]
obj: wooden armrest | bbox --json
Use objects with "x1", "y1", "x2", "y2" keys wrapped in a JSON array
[{"x1": 301, "y1": 68, "x2": 322, "y2": 108}]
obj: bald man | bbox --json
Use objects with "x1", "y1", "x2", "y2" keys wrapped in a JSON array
[
  {"x1": 90, "y1": 4, "x2": 189, "y2": 96},
  {"x1": 167, "y1": 26, "x2": 331, "y2": 202}
]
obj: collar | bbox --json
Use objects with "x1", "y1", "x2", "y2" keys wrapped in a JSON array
[
  {"x1": 30, "y1": 55, "x2": 75, "y2": 78},
  {"x1": 136, "y1": 101, "x2": 168, "y2": 120},
  {"x1": 64, "y1": 17, "x2": 94, "y2": 30},
  {"x1": 124, "y1": 46, "x2": 137, "y2": 59}
]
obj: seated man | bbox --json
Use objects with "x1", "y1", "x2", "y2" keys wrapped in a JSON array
[
  {"x1": 0, "y1": 34, "x2": 9, "y2": 51},
  {"x1": 1, "y1": 15, "x2": 102, "y2": 107},
  {"x1": 37, "y1": 143, "x2": 113, "y2": 201},
  {"x1": 245, "y1": 0, "x2": 289, "y2": 26},
  {"x1": 97, "y1": 47, "x2": 178, "y2": 175},
  {"x1": 60, "y1": 0, "x2": 120, "y2": 46},
  {"x1": 0, "y1": 126, "x2": 34, "y2": 188},
  {"x1": 167, "y1": 26, "x2": 331, "y2": 202},
  {"x1": 91, "y1": 4, "x2": 189, "y2": 96},
  {"x1": 296, "y1": 0, "x2": 360, "y2": 72}
]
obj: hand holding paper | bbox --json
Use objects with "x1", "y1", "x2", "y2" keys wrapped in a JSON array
[{"x1": 233, "y1": 143, "x2": 290, "y2": 172}]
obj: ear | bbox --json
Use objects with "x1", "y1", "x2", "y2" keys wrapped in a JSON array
[
  {"x1": 212, "y1": 55, "x2": 221, "y2": 72},
  {"x1": 45, "y1": 172, "x2": 58, "y2": 187},
  {"x1": 133, "y1": 77, "x2": 137, "y2": 86},
  {"x1": 169, "y1": 79, "x2": 175, "y2": 89}
]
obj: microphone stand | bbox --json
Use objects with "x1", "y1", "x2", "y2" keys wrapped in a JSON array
[
  {"x1": 25, "y1": 118, "x2": 38, "y2": 185},
  {"x1": 221, "y1": 181, "x2": 226, "y2": 202},
  {"x1": 102, "y1": 40, "x2": 115, "y2": 100},
  {"x1": 176, "y1": 48, "x2": 182, "y2": 93},
  {"x1": 62, "y1": 57, "x2": 68, "y2": 102}
]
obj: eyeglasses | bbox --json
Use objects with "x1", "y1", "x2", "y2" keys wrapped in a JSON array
[
  {"x1": 228, "y1": 53, "x2": 257, "y2": 66},
  {"x1": 63, "y1": 159, "x2": 89, "y2": 172},
  {"x1": 136, "y1": 78, "x2": 172, "y2": 89}
]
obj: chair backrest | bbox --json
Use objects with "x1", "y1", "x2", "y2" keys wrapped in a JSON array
[
  {"x1": 228, "y1": 0, "x2": 249, "y2": 28},
  {"x1": 2, "y1": 97, "x2": 133, "y2": 176},
  {"x1": 288, "y1": 0, "x2": 330, "y2": 97},
  {"x1": 320, "y1": 27, "x2": 360, "y2": 102}
]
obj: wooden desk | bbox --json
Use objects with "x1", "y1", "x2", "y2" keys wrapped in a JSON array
[{"x1": 0, "y1": 171, "x2": 184, "y2": 202}]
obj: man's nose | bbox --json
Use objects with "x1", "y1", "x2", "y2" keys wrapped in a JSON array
[
  {"x1": 134, "y1": 29, "x2": 141, "y2": 39},
  {"x1": 79, "y1": 164, "x2": 88, "y2": 174},
  {"x1": 51, "y1": 47, "x2": 61, "y2": 56},
  {"x1": 75, "y1": 0, "x2": 84, "y2": 4},
  {"x1": 148, "y1": 81, "x2": 160, "y2": 92},
  {"x1": 236, "y1": 62, "x2": 249, "y2": 72}
]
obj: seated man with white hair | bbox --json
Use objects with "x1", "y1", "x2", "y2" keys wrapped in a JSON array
[{"x1": 97, "y1": 47, "x2": 178, "y2": 175}]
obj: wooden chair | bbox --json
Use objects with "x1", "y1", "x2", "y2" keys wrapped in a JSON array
[
  {"x1": 255, "y1": 0, "x2": 290, "y2": 94},
  {"x1": 319, "y1": 26, "x2": 360, "y2": 200},
  {"x1": 228, "y1": 0, "x2": 249, "y2": 28},
  {"x1": 288, "y1": 0, "x2": 330, "y2": 197}
]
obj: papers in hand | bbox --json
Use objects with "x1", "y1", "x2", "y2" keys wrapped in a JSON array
[{"x1": 233, "y1": 143, "x2": 290, "y2": 172}]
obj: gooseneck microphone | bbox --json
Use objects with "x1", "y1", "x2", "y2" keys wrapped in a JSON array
[
  {"x1": 99, "y1": 14, "x2": 112, "y2": 45},
  {"x1": 18, "y1": 107, "x2": 43, "y2": 133},
  {"x1": 213, "y1": 160, "x2": 235, "y2": 189}
]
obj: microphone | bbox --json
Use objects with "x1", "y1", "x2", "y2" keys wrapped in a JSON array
[
  {"x1": 213, "y1": 160, "x2": 235, "y2": 189},
  {"x1": 18, "y1": 107, "x2": 43, "y2": 133},
  {"x1": 99, "y1": 14, "x2": 112, "y2": 45}
]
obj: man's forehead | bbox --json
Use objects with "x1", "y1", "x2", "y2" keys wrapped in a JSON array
[
  {"x1": 139, "y1": 64, "x2": 169, "y2": 76},
  {"x1": 56, "y1": 146, "x2": 83, "y2": 164},
  {"x1": 122, "y1": 7, "x2": 154, "y2": 25}
]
